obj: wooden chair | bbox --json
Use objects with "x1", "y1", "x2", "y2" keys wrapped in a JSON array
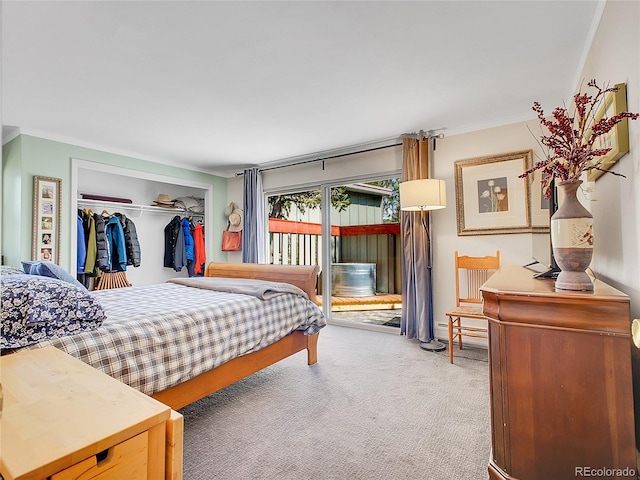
[{"x1": 445, "y1": 251, "x2": 500, "y2": 364}]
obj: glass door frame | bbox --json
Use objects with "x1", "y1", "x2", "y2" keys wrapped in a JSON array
[{"x1": 263, "y1": 169, "x2": 402, "y2": 325}]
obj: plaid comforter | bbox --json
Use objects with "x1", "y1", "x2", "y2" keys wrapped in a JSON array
[{"x1": 16, "y1": 281, "x2": 326, "y2": 395}]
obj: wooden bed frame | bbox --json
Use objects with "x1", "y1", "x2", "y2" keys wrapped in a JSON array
[{"x1": 151, "y1": 262, "x2": 321, "y2": 410}]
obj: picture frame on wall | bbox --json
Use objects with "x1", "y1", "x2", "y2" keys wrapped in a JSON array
[
  {"x1": 32, "y1": 175, "x2": 62, "y2": 263},
  {"x1": 586, "y1": 83, "x2": 631, "y2": 182},
  {"x1": 454, "y1": 149, "x2": 532, "y2": 236}
]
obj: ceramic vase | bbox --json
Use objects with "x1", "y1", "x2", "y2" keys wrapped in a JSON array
[{"x1": 551, "y1": 180, "x2": 594, "y2": 291}]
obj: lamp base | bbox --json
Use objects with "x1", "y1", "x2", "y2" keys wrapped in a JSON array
[{"x1": 419, "y1": 339, "x2": 446, "y2": 352}]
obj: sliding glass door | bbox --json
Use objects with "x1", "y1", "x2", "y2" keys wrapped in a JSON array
[
  {"x1": 326, "y1": 178, "x2": 402, "y2": 330},
  {"x1": 265, "y1": 176, "x2": 401, "y2": 331}
]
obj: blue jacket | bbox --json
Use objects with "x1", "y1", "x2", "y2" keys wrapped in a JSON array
[
  {"x1": 77, "y1": 215, "x2": 86, "y2": 274},
  {"x1": 182, "y1": 218, "x2": 195, "y2": 261},
  {"x1": 105, "y1": 216, "x2": 127, "y2": 271}
]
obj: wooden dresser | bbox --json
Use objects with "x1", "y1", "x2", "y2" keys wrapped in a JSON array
[
  {"x1": 0, "y1": 346, "x2": 183, "y2": 480},
  {"x1": 481, "y1": 266, "x2": 637, "y2": 480}
]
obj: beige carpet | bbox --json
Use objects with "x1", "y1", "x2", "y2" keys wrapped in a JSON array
[{"x1": 179, "y1": 325, "x2": 491, "y2": 479}]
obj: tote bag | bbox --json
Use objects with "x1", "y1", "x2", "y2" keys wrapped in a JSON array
[{"x1": 221, "y1": 229, "x2": 242, "y2": 251}]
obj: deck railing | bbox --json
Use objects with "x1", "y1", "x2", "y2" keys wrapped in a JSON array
[
  {"x1": 268, "y1": 218, "x2": 336, "y2": 266},
  {"x1": 268, "y1": 218, "x2": 401, "y2": 293}
]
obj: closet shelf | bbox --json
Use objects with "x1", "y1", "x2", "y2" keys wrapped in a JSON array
[{"x1": 77, "y1": 198, "x2": 203, "y2": 217}]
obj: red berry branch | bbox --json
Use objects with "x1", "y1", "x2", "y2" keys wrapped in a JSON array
[{"x1": 520, "y1": 80, "x2": 638, "y2": 197}]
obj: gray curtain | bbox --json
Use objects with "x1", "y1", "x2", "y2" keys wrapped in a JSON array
[
  {"x1": 400, "y1": 135, "x2": 434, "y2": 342},
  {"x1": 242, "y1": 168, "x2": 265, "y2": 263}
]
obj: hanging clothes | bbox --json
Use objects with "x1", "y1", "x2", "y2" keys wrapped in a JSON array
[
  {"x1": 105, "y1": 216, "x2": 127, "y2": 272},
  {"x1": 182, "y1": 217, "x2": 195, "y2": 277},
  {"x1": 164, "y1": 215, "x2": 186, "y2": 272},
  {"x1": 193, "y1": 221, "x2": 206, "y2": 275},
  {"x1": 115, "y1": 213, "x2": 141, "y2": 267},
  {"x1": 77, "y1": 213, "x2": 87, "y2": 275},
  {"x1": 83, "y1": 212, "x2": 97, "y2": 276},
  {"x1": 93, "y1": 213, "x2": 110, "y2": 273}
]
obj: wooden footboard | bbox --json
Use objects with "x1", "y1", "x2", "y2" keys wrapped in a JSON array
[{"x1": 152, "y1": 331, "x2": 319, "y2": 410}]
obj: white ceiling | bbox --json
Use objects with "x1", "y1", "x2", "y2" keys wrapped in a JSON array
[{"x1": 2, "y1": 1, "x2": 603, "y2": 177}]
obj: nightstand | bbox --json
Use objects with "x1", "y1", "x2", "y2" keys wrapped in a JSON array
[{"x1": 0, "y1": 346, "x2": 183, "y2": 480}]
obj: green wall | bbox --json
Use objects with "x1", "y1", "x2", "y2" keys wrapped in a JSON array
[
  {"x1": 2, "y1": 136, "x2": 24, "y2": 266},
  {"x1": 1, "y1": 134, "x2": 227, "y2": 270}
]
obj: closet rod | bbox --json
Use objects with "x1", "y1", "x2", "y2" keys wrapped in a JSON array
[
  {"x1": 77, "y1": 199, "x2": 203, "y2": 217},
  {"x1": 234, "y1": 130, "x2": 445, "y2": 176}
]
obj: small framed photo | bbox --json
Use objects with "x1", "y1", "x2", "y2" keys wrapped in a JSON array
[
  {"x1": 32, "y1": 176, "x2": 62, "y2": 263},
  {"x1": 454, "y1": 150, "x2": 532, "y2": 235},
  {"x1": 586, "y1": 83, "x2": 631, "y2": 181}
]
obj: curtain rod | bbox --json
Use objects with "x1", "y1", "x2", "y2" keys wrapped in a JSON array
[
  {"x1": 260, "y1": 143, "x2": 400, "y2": 174},
  {"x1": 234, "y1": 130, "x2": 445, "y2": 176},
  {"x1": 235, "y1": 143, "x2": 398, "y2": 177}
]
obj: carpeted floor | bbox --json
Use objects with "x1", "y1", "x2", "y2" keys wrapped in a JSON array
[{"x1": 179, "y1": 325, "x2": 491, "y2": 480}]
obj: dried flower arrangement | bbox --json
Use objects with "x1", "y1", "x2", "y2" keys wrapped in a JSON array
[{"x1": 520, "y1": 79, "x2": 638, "y2": 197}]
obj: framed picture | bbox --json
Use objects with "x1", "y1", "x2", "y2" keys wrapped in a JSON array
[
  {"x1": 32, "y1": 176, "x2": 62, "y2": 263},
  {"x1": 527, "y1": 168, "x2": 551, "y2": 233},
  {"x1": 454, "y1": 150, "x2": 532, "y2": 235},
  {"x1": 586, "y1": 83, "x2": 631, "y2": 181}
]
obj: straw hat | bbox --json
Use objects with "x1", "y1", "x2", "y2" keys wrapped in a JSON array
[
  {"x1": 224, "y1": 202, "x2": 236, "y2": 217},
  {"x1": 153, "y1": 194, "x2": 175, "y2": 207},
  {"x1": 225, "y1": 202, "x2": 243, "y2": 232}
]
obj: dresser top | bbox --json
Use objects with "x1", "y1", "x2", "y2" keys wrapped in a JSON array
[
  {"x1": 481, "y1": 265, "x2": 628, "y2": 301},
  {"x1": 481, "y1": 266, "x2": 630, "y2": 335}
]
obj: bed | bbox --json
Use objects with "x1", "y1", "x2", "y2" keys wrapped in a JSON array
[{"x1": 1, "y1": 261, "x2": 325, "y2": 410}]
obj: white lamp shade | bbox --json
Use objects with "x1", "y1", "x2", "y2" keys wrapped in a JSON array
[{"x1": 399, "y1": 179, "x2": 447, "y2": 211}]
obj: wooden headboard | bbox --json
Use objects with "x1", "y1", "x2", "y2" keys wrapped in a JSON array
[{"x1": 204, "y1": 262, "x2": 320, "y2": 304}]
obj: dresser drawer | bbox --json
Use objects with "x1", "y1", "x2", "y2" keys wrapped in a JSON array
[{"x1": 50, "y1": 431, "x2": 149, "y2": 480}]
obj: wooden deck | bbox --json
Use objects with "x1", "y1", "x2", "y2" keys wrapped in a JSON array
[{"x1": 316, "y1": 293, "x2": 402, "y2": 311}]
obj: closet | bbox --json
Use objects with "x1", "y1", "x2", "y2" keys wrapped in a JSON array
[{"x1": 72, "y1": 158, "x2": 213, "y2": 287}]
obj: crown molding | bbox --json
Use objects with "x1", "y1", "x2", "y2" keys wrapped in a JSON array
[{"x1": 2, "y1": 127, "x2": 230, "y2": 178}]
